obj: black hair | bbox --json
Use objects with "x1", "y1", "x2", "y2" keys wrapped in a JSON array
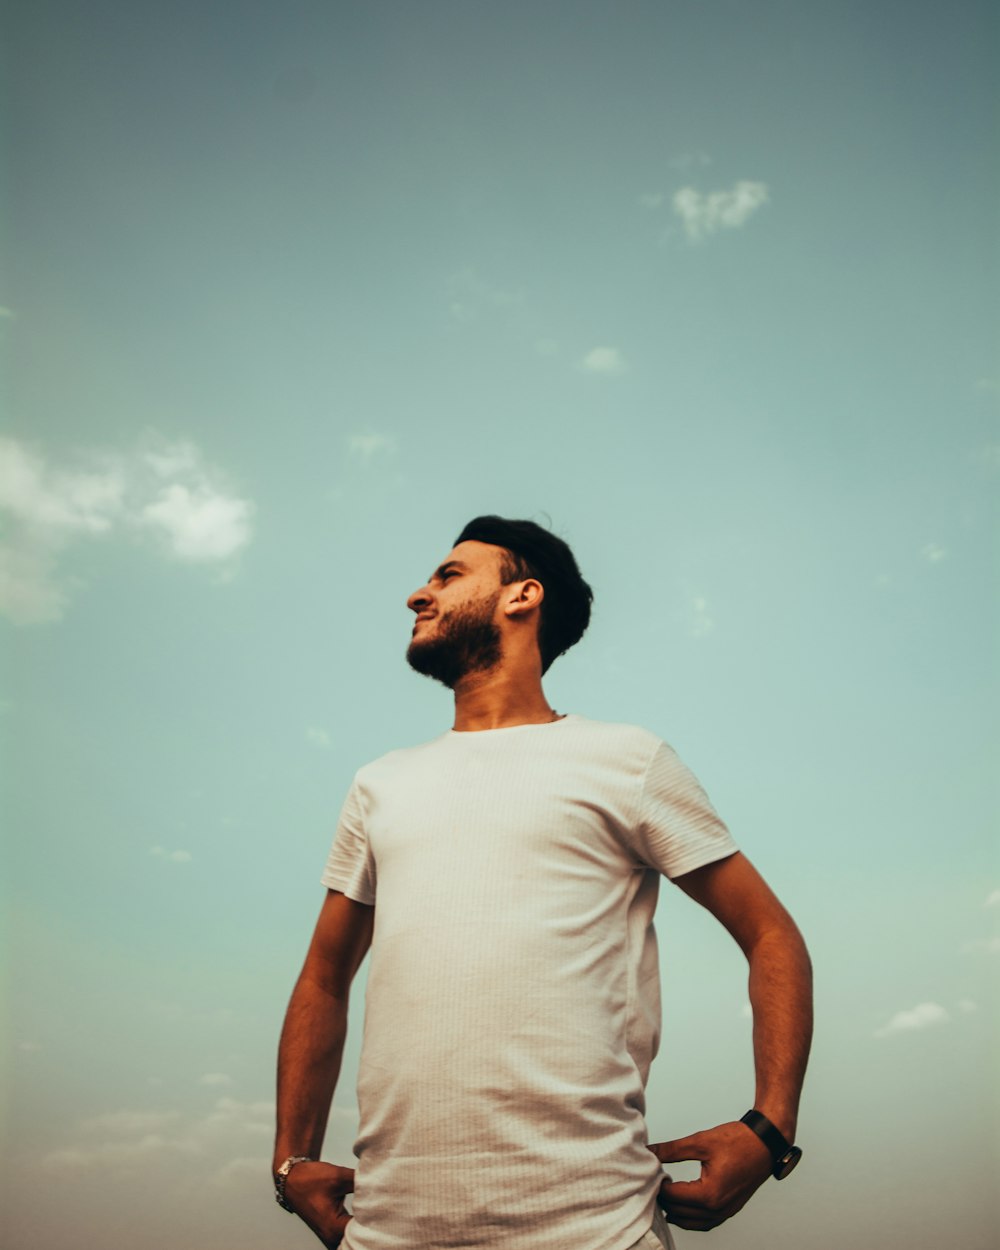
[{"x1": 453, "y1": 515, "x2": 593, "y2": 674}]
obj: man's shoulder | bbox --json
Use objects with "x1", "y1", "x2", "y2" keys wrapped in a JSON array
[
  {"x1": 354, "y1": 732, "x2": 450, "y2": 782},
  {"x1": 563, "y1": 714, "x2": 670, "y2": 770},
  {"x1": 567, "y1": 713, "x2": 663, "y2": 746}
]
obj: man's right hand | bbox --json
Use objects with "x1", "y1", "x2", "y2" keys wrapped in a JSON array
[{"x1": 283, "y1": 1160, "x2": 355, "y2": 1248}]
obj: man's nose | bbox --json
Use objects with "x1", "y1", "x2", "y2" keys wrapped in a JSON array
[{"x1": 407, "y1": 585, "x2": 432, "y2": 613}]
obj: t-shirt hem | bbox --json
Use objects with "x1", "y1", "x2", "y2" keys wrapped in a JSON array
[
  {"x1": 321, "y1": 871, "x2": 376, "y2": 906},
  {"x1": 606, "y1": 1194, "x2": 660, "y2": 1250}
]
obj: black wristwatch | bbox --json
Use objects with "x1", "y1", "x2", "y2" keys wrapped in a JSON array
[{"x1": 739, "y1": 1110, "x2": 802, "y2": 1179}]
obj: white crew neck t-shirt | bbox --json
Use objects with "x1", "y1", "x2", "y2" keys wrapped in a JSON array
[{"x1": 321, "y1": 714, "x2": 737, "y2": 1250}]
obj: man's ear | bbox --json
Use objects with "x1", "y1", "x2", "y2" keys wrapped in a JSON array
[{"x1": 503, "y1": 578, "x2": 544, "y2": 618}]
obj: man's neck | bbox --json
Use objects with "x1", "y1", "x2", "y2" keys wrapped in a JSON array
[{"x1": 450, "y1": 666, "x2": 559, "y2": 733}]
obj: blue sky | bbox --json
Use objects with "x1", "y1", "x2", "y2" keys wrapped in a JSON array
[{"x1": 2, "y1": 3, "x2": 997, "y2": 1248}]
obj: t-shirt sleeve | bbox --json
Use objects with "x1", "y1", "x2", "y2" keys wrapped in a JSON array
[
  {"x1": 631, "y1": 740, "x2": 738, "y2": 878},
  {"x1": 321, "y1": 775, "x2": 377, "y2": 904}
]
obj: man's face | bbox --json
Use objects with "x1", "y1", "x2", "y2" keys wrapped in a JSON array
[{"x1": 405, "y1": 541, "x2": 505, "y2": 688}]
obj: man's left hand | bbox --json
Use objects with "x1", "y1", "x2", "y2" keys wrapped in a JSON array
[{"x1": 648, "y1": 1120, "x2": 774, "y2": 1231}]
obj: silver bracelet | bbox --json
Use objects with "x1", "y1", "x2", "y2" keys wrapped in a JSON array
[{"x1": 274, "y1": 1155, "x2": 315, "y2": 1212}]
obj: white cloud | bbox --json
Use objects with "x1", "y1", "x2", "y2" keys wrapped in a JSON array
[
  {"x1": 81, "y1": 1109, "x2": 182, "y2": 1136},
  {"x1": 306, "y1": 726, "x2": 333, "y2": 749},
  {"x1": 144, "y1": 442, "x2": 203, "y2": 480},
  {"x1": 46, "y1": 1133, "x2": 185, "y2": 1170},
  {"x1": 150, "y1": 845, "x2": 193, "y2": 864},
  {"x1": 958, "y1": 999, "x2": 978, "y2": 1014},
  {"x1": 690, "y1": 594, "x2": 715, "y2": 638},
  {"x1": 986, "y1": 889, "x2": 1000, "y2": 907},
  {"x1": 639, "y1": 192, "x2": 666, "y2": 209},
  {"x1": 140, "y1": 482, "x2": 251, "y2": 562},
  {"x1": 24, "y1": 1093, "x2": 365, "y2": 1235},
  {"x1": 921, "y1": 542, "x2": 948, "y2": 564},
  {"x1": 668, "y1": 152, "x2": 713, "y2": 172},
  {"x1": 874, "y1": 1001, "x2": 950, "y2": 1038},
  {"x1": 962, "y1": 936, "x2": 1000, "y2": 955},
  {"x1": 673, "y1": 180, "x2": 769, "y2": 242},
  {"x1": 211, "y1": 1155, "x2": 262, "y2": 1186},
  {"x1": 580, "y1": 346, "x2": 628, "y2": 376},
  {"x1": 0, "y1": 435, "x2": 254, "y2": 624},
  {"x1": 447, "y1": 267, "x2": 524, "y2": 324},
  {"x1": 0, "y1": 437, "x2": 125, "y2": 534},
  {"x1": 44, "y1": 1096, "x2": 276, "y2": 1175},
  {"x1": 347, "y1": 432, "x2": 397, "y2": 463},
  {"x1": 199, "y1": 1073, "x2": 234, "y2": 1088}
]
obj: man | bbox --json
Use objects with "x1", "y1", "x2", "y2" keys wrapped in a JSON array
[{"x1": 274, "y1": 515, "x2": 812, "y2": 1250}]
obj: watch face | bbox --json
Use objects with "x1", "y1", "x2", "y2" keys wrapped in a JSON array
[{"x1": 774, "y1": 1145, "x2": 803, "y2": 1179}]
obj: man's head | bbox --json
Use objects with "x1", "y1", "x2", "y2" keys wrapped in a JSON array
[{"x1": 405, "y1": 516, "x2": 593, "y2": 687}]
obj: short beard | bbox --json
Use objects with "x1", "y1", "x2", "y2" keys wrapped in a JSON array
[{"x1": 406, "y1": 591, "x2": 503, "y2": 689}]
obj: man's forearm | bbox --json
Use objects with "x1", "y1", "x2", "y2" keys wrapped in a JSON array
[
  {"x1": 746, "y1": 923, "x2": 813, "y2": 1140},
  {"x1": 273, "y1": 972, "x2": 349, "y2": 1170}
]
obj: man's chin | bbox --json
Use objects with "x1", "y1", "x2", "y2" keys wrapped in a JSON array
[
  {"x1": 405, "y1": 637, "x2": 431, "y2": 668},
  {"x1": 406, "y1": 639, "x2": 458, "y2": 687}
]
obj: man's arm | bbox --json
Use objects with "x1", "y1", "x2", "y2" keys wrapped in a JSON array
[
  {"x1": 649, "y1": 851, "x2": 813, "y2": 1231},
  {"x1": 274, "y1": 889, "x2": 374, "y2": 1248}
]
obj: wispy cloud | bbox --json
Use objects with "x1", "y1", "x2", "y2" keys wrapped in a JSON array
[
  {"x1": 81, "y1": 1109, "x2": 182, "y2": 1136},
  {"x1": 0, "y1": 435, "x2": 254, "y2": 624},
  {"x1": 986, "y1": 889, "x2": 1000, "y2": 908},
  {"x1": 347, "y1": 432, "x2": 397, "y2": 463},
  {"x1": 673, "y1": 180, "x2": 769, "y2": 242},
  {"x1": 45, "y1": 1096, "x2": 275, "y2": 1175},
  {"x1": 579, "y1": 346, "x2": 628, "y2": 376},
  {"x1": 640, "y1": 155, "x2": 714, "y2": 208},
  {"x1": 874, "y1": 1001, "x2": 949, "y2": 1038},
  {"x1": 199, "y1": 1073, "x2": 234, "y2": 1088},
  {"x1": 690, "y1": 594, "x2": 715, "y2": 638},
  {"x1": 306, "y1": 726, "x2": 333, "y2": 749},
  {"x1": 668, "y1": 151, "x2": 713, "y2": 172},
  {"x1": 920, "y1": 542, "x2": 948, "y2": 564},
  {"x1": 447, "y1": 266, "x2": 525, "y2": 324},
  {"x1": 212, "y1": 1155, "x2": 262, "y2": 1186},
  {"x1": 150, "y1": 845, "x2": 193, "y2": 865}
]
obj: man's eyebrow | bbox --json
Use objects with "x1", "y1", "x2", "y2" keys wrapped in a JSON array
[{"x1": 431, "y1": 560, "x2": 469, "y2": 580}]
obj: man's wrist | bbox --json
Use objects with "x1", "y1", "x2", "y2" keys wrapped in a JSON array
[
  {"x1": 751, "y1": 1099, "x2": 797, "y2": 1142},
  {"x1": 739, "y1": 1109, "x2": 802, "y2": 1180},
  {"x1": 273, "y1": 1155, "x2": 315, "y2": 1212}
]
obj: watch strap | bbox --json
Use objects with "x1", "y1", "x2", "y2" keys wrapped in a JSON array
[
  {"x1": 740, "y1": 1110, "x2": 802, "y2": 1179},
  {"x1": 740, "y1": 1110, "x2": 791, "y2": 1156}
]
